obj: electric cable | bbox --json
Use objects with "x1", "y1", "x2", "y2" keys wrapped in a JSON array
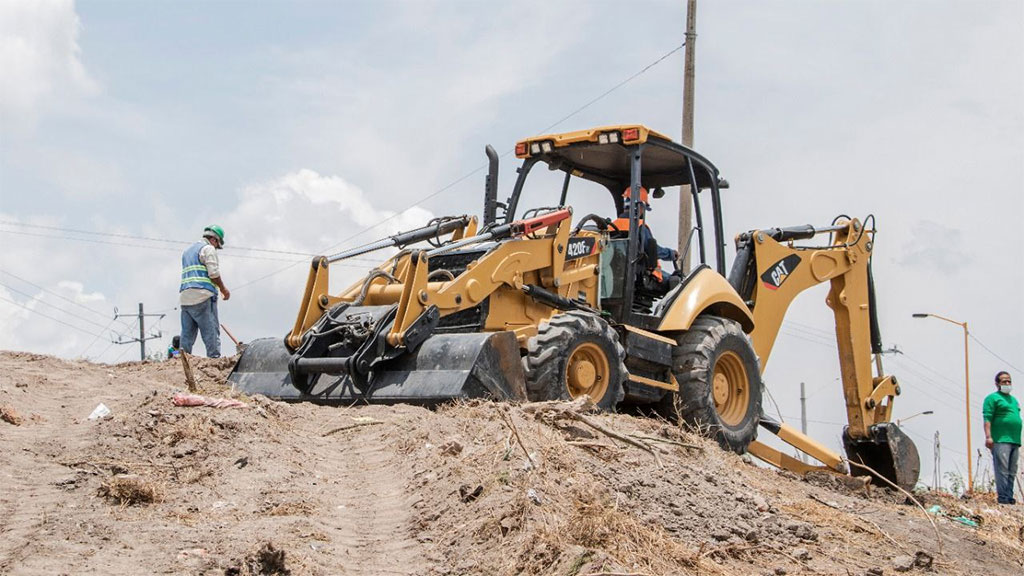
[
  {"x1": 0, "y1": 282, "x2": 116, "y2": 331},
  {"x1": 0, "y1": 269, "x2": 118, "y2": 322},
  {"x1": 969, "y1": 333, "x2": 1022, "y2": 373},
  {"x1": 232, "y1": 39, "x2": 689, "y2": 291},
  {"x1": 0, "y1": 295, "x2": 105, "y2": 338}
]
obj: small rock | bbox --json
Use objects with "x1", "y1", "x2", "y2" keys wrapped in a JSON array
[
  {"x1": 892, "y1": 555, "x2": 915, "y2": 572},
  {"x1": 458, "y1": 484, "x2": 483, "y2": 503},
  {"x1": 440, "y1": 440, "x2": 463, "y2": 456},
  {"x1": 172, "y1": 443, "x2": 198, "y2": 458},
  {"x1": 793, "y1": 548, "x2": 811, "y2": 561},
  {"x1": 774, "y1": 568, "x2": 787, "y2": 576},
  {"x1": 913, "y1": 551, "x2": 933, "y2": 569},
  {"x1": 866, "y1": 568, "x2": 883, "y2": 576},
  {"x1": 526, "y1": 488, "x2": 542, "y2": 505},
  {"x1": 711, "y1": 529, "x2": 731, "y2": 541},
  {"x1": 794, "y1": 525, "x2": 818, "y2": 541}
]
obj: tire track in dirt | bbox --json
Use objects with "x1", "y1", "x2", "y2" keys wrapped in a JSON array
[
  {"x1": 0, "y1": 358, "x2": 107, "y2": 573},
  {"x1": 312, "y1": 426, "x2": 428, "y2": 576}
]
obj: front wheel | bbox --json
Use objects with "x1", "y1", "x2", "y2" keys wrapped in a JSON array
[
  {"x1": 523, "y1": 311, "x2": 627, "y2": 411},
  {"x1": 658, "y1": 316, "x2": 762, "y2": 453}
]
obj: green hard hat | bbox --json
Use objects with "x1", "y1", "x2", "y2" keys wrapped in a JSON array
[{"x1": 203, "y1": 224, "x2": 225, "y2": 245}]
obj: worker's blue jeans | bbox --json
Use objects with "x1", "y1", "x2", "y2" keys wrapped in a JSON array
[
  {"x1": 991, "y1": 442, "x2": 1019, "y2": 504},
  {"x1": 180, "y1": 297, "x2": 221, "y2": 358}
]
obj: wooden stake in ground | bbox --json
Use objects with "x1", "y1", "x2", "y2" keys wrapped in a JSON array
[{"x1": 179, "y1": 352, "x2": 198, "y2": 392}]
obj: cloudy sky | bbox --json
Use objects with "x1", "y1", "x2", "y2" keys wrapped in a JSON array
[{"x1": 1, "y1": 0, "x2": 1021, "y2": 490}]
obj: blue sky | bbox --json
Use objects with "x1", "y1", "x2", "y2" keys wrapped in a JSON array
[{"x1": 1, "y1": 0, "x2": 1022, "y2": 490}]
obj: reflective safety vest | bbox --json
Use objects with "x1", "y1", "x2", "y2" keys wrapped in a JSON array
[
  {"x1": 180, "y1": 241, "x2": 217, "y2": 295},
  {"x1": 611, "y1": 217, "x2": 663, "y2": 281},
  {"x1": 610, "y1": 217, "x2": 643, "y2": 232}
]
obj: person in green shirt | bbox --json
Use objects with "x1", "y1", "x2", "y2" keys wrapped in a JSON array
[{"x1": 983, "y1": 371, "x2": 1021, "y2": 505}]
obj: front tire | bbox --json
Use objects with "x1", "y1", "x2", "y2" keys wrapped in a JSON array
[
  {"x1": 659, "y1": 316, "x2": 762, "y2": 453},
  {"x1": 523, "y1": 311, "x2": 627, "y2": 411}
]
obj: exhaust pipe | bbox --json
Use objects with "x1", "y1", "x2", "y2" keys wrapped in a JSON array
[{"x1": 483, "y1": 144, "x2": 500, "y2": 226}]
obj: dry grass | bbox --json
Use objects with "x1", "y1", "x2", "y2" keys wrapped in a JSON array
[
  {"x1": 538, "y1": 484, "x2": 707, "y2": 575},
  {"x1": 162, "y1": 414, "x2": 216, "y2": 446},
  {"x1": 98, "y1": 475, "x2": 164, "y2": 506}
]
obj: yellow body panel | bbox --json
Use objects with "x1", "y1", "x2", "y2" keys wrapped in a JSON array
[{"x1": 656, "y1": 268, "x2": 754, "y2": 333}]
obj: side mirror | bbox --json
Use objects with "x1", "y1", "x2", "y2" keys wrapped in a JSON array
[{"x1": 652, "y1": 187, "x2": 666, "y2": 199}]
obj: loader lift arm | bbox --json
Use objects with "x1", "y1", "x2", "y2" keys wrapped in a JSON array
[{"x1": 731, "y1": 217, "x2": 920, "y2": 490}]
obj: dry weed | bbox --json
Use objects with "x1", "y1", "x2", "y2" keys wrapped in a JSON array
[{"x1": 98, "y1": 475, "x2": 164, "y2": 506}]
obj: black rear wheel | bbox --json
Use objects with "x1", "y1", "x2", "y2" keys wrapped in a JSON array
[
  {"x1": 658, "y1": 316, "x2": 762, "y2": 453},
  {"x1": 523, "y1": 311, "x2": 626, "y2": 411}
]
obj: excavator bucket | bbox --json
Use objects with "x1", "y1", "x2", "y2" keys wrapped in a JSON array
[
  {"x1": 228, "y1": 331, "x2": 528, "y2": 405},
  {"x1": 842, "y1": 423, "x2": 921, "y2": 492}
]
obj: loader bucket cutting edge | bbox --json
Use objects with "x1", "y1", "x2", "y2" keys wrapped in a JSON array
[
  {"x1": 842, "y1": 423, "x2": 921, "y2": 492},
  {"x1": 228, "y1": 332, "x2": 528, "y2": 405}
]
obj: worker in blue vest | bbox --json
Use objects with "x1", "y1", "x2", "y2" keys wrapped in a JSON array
[{"x1": 179, "y1": 225, "x2": 230, "y2": 357}]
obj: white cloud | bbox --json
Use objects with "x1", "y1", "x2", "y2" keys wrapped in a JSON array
[
  {"x1": 0, "y1": 0, "x2": 98, "y2": 130},
  {"x1": 0, "y1": 170, "x2": 436, "y2": 360},
  {"x1": 896, "y1": 221, "x2": 970, "y2": 270}
]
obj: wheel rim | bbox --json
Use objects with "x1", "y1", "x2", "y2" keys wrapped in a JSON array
[
  {"x1": 711, "y1": 351, "x2": 750, "y2": 427},
  {"x1": 566, "y1": 342, "x2": 610, "y2": 402}
]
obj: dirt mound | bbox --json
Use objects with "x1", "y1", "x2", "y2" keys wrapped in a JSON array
[{"x1": 0, "y1": 350, "x2": 1021, "y2": 575}]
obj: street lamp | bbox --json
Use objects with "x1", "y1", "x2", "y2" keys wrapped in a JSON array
[
  {"x1": 912, "y1": 312, "x2": 972, "y2": 492},
  {"x1": 896, "y1": 410, "x2": 934, "y2": 426}
]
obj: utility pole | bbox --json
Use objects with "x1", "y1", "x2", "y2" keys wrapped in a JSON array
[
  {"x1": 800, "y1": 382, "x2": 808, "y2": 463},
  {"x1": 113, "y1": 302, "x2": 165, "y2": 361},
  {"x1": 933, "y1": 431, "x2": 941, "y2": 491},
  {"x1": 677, "y1": 0, "x2": 697, "y2": 274}
]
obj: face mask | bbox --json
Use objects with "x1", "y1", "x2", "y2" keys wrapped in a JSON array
[{"x1": 999, "y1": 385, "x2": 1013, "y2": 395}]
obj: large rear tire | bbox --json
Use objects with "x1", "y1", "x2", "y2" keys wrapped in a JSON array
[
  {"x1": 523, "y1": 311, "x2": 627, "y2": 411},
  {"x1": 660, "y1": 316, "x2": 762, "y2": 453}
]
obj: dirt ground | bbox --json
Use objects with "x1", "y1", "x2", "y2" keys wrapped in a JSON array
[{"x1": 0, "y1": 350, "x2": 1022, "y2": 575}]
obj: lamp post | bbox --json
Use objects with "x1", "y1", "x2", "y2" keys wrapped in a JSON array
[
  {"x1": 913, "y1": 312, "x2": 971, "y2": 492},
  {"x1": 895, "y1": 410, "x2": 934, "y2": 426}
]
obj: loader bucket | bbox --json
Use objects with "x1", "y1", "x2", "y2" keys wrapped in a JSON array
[
  {"x1": 842, "y1": 423, "x2": 921, "y2": 492},
  {"x1": 228, "y1": 331, "x2": 528, "y2": 405}
]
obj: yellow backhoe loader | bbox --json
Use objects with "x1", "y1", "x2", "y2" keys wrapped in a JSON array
[{"x1": 230, "y1": 125, "x2": 919, "y2": 490}]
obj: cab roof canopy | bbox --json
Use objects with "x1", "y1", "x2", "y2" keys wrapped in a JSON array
[{"x1": 515, "y1": 124, "x2": 721, "y2": 192}]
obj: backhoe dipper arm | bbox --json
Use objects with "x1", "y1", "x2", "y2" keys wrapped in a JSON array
[{"x1": 735, "y1": 219, "x2": 897, "y2": 439}]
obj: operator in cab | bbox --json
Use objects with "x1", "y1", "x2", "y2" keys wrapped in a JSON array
[{"x1": 611, "y1": 186, "x2": 680, "y2": 296}]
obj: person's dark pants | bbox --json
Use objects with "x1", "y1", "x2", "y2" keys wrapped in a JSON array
[
  {"x1": 180, "y1": 298, "x2": 221, "y2": 358},
  {"x1": 991, "y1": 442, "x2": 1020, "y2": 504}
]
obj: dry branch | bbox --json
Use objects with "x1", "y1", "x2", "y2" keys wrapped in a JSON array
[
  {"x1": 845, "y1": 458, "x2": 943, "y2": 555},
  {"x1": 321, "y1": 420, "x2": 383, "y2": 437},
  {"x1": 628, "y1": 433, "x2": 702, "y2": 450},
  {"x1": 524, "y1": 399, "x2": 663, "y2": 467},
  {"x1": 500, "y1": 407, "x2": 537, "y2": 468}
]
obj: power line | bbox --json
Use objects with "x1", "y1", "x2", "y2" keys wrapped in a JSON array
[
  {"x1": 535, "y1": 40, "x2": 686, "y2": 136},
  {"x1": 0, "y1": 294, "x2": 104, "y2": 338},
  {"x1": 233, "y1": 39, "x2": 690, "y2": 292},
  {"x1": 79, "y1": 317, "x2": 118, "y2": 357},
  {"x1": 0, "y1": 227, "x2": 385, "y2": 266},
  {"x1": 0, "y1": 269, "x2": 132, "y2": 329},
  {"x1": 0, "y1": 281, "x2": 116, "y2": 331},
  {"x1": 969, "y1": 333, "x2": 1022, "y2": 373},
  {"x1": 0, "y1": 220, "x2": 317, "y2": 257}
]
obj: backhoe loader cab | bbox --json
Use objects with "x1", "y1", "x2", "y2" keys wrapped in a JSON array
[
  {"x1": 499, "y1": 125, "x2": 742, "y2": 327},
  {"x1": 230, "y1": 124, "x2": 921, "y2": 491}
]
